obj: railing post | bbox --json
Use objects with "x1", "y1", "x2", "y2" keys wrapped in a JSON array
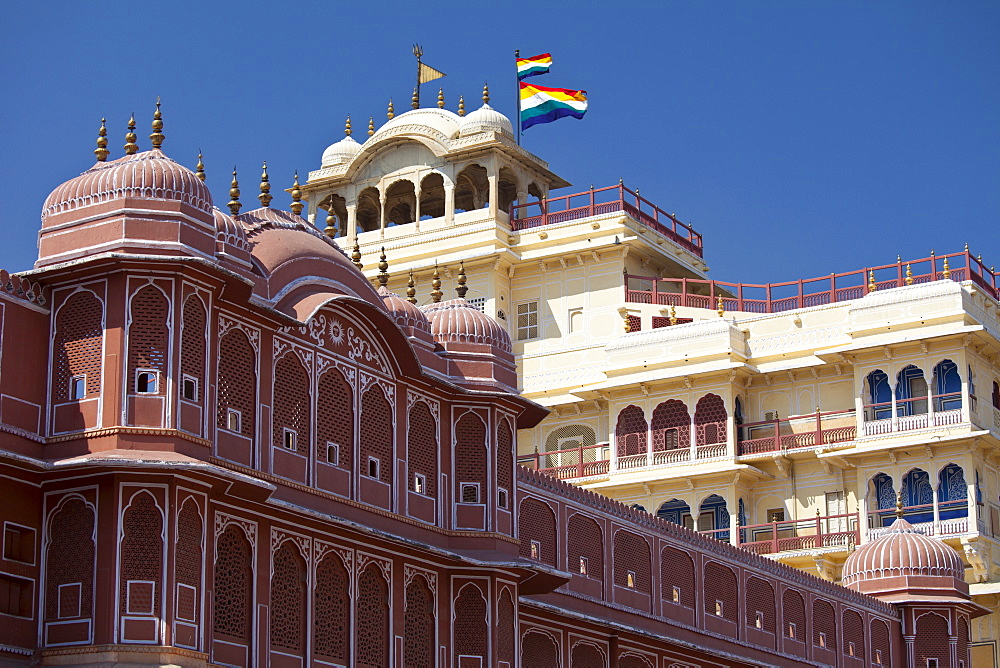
[
  {"x1": 681, "y1": 277, "x2": 688, "y2": 308},
  {"x1": 897, "y1": 256, "x2": 904, "y2": 287},
  {"x1": 773, "y1": 416, "x2": 780, "y2": 452},
  {"x1": 737, "y1": 283, "x2": 744, "y2": 312},
  {"x1": 578, "y1": 444, "x2": 584, "y2": 478},
  {"x1": 589, "y1": 184, "x2": 595, "y2": 216},
  {"x1": 798, "y1": 278, "x2": 804, "y2": 309},
  {"x1": 816, "y1": 407, "x2": 822, "y2": 445},
  {"x1": 766, "y1": 284, "x2": 772, "y2": 312},
  {"x1": 815, "y1": 510, "x2": 824, "y2": 548},
  {"x1": 771, "y1": 520, "x2": 778, "y2": 554}
]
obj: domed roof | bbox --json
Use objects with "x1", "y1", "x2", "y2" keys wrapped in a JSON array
[
  {"x1": 379, "y1": 108, "x2": 462, "y2": 141},
  {"x1": 842, "y1": 517, "x2": 966, "y2": 593},
  {"x1": 321, "y1": 135, "x2": 362, "y2": 168},
  {"x1": 459, "y1": 103, "x2": 514, "y2": 138},
  {"x1": 213, "y1": 207, "x2": 249, "y2": 251},
  {"x1": 423, "y1": 298, "x2": 512, "y2": 352},
  {"x1": 41, "y1": 149, "x2": 213, "y2": 223},
  {"x1": 378, "y1": 287, "x2": 431, "y2": 335}
]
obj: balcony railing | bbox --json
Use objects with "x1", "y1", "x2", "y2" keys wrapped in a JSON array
[
  {"x1": 509, "y1": 183, "x2": 704, "y2": 257},
  {"x1": 736, "y1": 513, "x2": 860, "y2": 555},
  {"x1": 737, "y1": 409, "x2": 857, "y2": 456},
  {"x1": 624, "y1": 249, "x2": 998, "y2": 312},
  {"x1": 862, "y1": 393, "x2": 963, "y2": 436},
  {"x1": 866, "y1": 501, "x2": 970, "y2": 540}
]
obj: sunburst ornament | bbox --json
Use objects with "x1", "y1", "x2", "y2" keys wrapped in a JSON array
[{"x1": 328, "y1": 318, "x2": 345, "y2": 345}]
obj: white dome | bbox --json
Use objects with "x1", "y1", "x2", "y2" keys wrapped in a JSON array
[
  {"x1": 459, "y1": 104, "x2": 514, "y2": 138},
  {"x1": 320, "y1": 135, "x2": 362, "y2": 167},
  {"x1": 379, "y1": 108, "x2": 462, "y2": 141}
]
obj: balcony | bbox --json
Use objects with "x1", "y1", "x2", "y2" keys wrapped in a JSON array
[
  {"x1": 861, "y1": 393, "x2": 963, "y2": 437},
  {"x1": 737, "y1": 409, "x2": 857, "y2": 456},
  {"x1": 866, "y1": 501, "x2": 974, "y2": 541},
  {"x1": 509, "y1": 183, "x2": 704, "y2": 258},
  {"x1": 624, "y1": 249, "x2": 998, "y2": 312},
  {"x1": 734, "y1": 513, "x2": 861, "y2": 556}
]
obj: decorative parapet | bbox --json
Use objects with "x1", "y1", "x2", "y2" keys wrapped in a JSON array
[
  {"x1": 2, "y1": 270, "x2": 49, "y2": 308},
  {"x1": 605, "y1": 318, "x2": 745, "y2": 366}
]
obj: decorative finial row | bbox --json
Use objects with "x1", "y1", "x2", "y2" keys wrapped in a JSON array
[
  {"x1": 290, "y1": 171, "x2": 303, "y2": 217},
  {"x1": 482, "y1": 82, "x2": 490, "y2": 105},
  {"x1": 377, "y1": 247, "x2": 389, "y2": 288},
  {"x1": 124, "y1": 114, "x2": 138, "y2": 155},
  {"x1": 149, "y1": 97, "x2": 164, "y2": 149},
  {"x1": 196, "y1": 151, "x2": 205, "y2": 181},
  {"x1": 456, "y1": 260, "x2": 468, "y2": 298},
  {"x1": 458, "y1": 96, "x2": 465, "y2": 117},
  {"x1": 430, "y1": 263, "x2": 443, "y2": 303},
  {"x1": 352, "y1": 242, "x2": 363, "y2": 270},
  {"x1": 228, "y1": 168, "x2": 241, "y2": 216},
  {"x1": 345, "y1": 116, "x2": 352, "y2": 137},
  {"x1": 94, "y1": 118, "x2": 109, "y2": 162},
  {"x1": 258, "y1": 161, "x2": 272, "y2": 207}
]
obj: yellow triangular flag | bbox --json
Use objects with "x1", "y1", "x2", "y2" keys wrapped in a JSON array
[{"x1": 418, "y1": 62, "x2": 446, "y2": 84}]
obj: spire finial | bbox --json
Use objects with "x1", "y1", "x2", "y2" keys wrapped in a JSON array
[
  {"x1": 406, "y1": 269, "x2": 417, "y2": 304},
  {"x1": 195, "y1": 151, "x2": 205, "y2": 181},
  {"x1": 124, "y1": 113, "x2": 138, "y2": 155},
  {"x1": 905, "y1": 263, "x2": 913, "y2": 285},
  {"x1": 351, "y1": 242, "x2": 362, "y2": 270},
  {"x1": 149, "y1": 97, "x2": 164, "y2": 149},
  {"x1": 344, "y1": 116, "x2": 352, "y2": 137},
  {"x1": 411, "y1": 87, "x2": 419, "y2": 109},
  {"x1": 430, "y1": 263, "x2": 443, "y2": 303},
  {"x1": 324, "y1": 204, "x2": 337, "y2": 236},
  {"x1": 895, "y1": 491, "x2": 904, "y2": 519},
  {"x1": 258, "y1": 161, "x2": 272, "y2": 207},
  {"x1": 377, "y1": 247, "x2": 389, "y2": 287},
  {"x1": 437, "y1": 88, "x2": 445, "y2": 109},
  {"x1": 623, "y1": 312, "x2": 631, "y2": 333},
  {"x1": 368, "y1": 116, "x2": 375, "y2": 137},
  {"x1": 482, "y1": 81, "x2": 490, "y2": 105},
  {"x1": 387, "y1": 99, "x2": 395, "y2": 120},
  {"x1": 228, "y1": 168, "x2": 242, "y2": 216},
  {"x1": 669, "y1": 304, "x2": 677, "y2": 326},
  {"x1": 94, "y1": 118, "x2": 109, "y2": 162},
  {"x1": 458, "y1": 96, "x2": 465, "y2": 117},
  {"x1": 965, "y1": 242, "x2": 970, "y2": 252},
  {"x1": 717, "y1": 295, "x2": 725, "y2": 318},
  {"x1": 290, "y1": 171, "x2": 304, "y2": 216},
  {"x1": 456, "y1": 260, "x2": 468, "y2": 298},
  {"x1": 867, "y1": 270, "x2": 877, "y2": 293},
  {"x1": 942, "y1": 256, "x2": 951, "y2": 279}
]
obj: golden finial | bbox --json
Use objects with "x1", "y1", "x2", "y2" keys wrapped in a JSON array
[
  {"x1": 377, "y1": 247, "x2": 389, "y2": 287},
  {"x1": 406, "y1": 269, "x2": 416, "y2": 304},
  {"x1": 437, "y1": 88, "x2": 445, "y2": 109},
  {"x1": 387, "y1": 99, "x2": 395, "y2": 120},
  {"x1": 896, "y1": 254, "x2": 901, "y2": 263},
  {"x1": 368, "y1": 116, "x2": 375, "y2": 137},
  {"x1": 195, "y1": 151, "x2": 205, "y2": 181},
  {"x1": 94, "y1": 118, "x2": 109, "y2": 162},
  {"x1": 290, "y1": 171, "x2": 303, "y2": 216},
  {"x1": 227, "y1": 168, "x2": 242, "y2": 216},
  {"x1": 623, "y1": 313, "x2": 631, "y2": 333},
  {"x1": 411, "y1": 87, "x2": 419, "y2": 110},
  {"x1": 942, "y1": 257, "x2": 951, "y2": 279},
  {"x1": 324, "y1": 206, "x2": 337, "y2": 237},
  {"x1": 482, "y1": 82, "x2": 490, "y2": 105},
  {"x1": 344, "y1": 116, "x2": 352, "y2": 137},
  {"x1": 430, "y1": 263, "x2": 443, "y2": 303},
  {"x1": 867, "y1": 270, "x2": 877, "y2": 293},
  {"x1": 717, "y1": 295, "x2": 725, "y2": 318},
  {"x1": 258, "y1": 161, "x2": 272, "y2": 207},
  {"x1": 149, "y1": 97, "x2": 164, "y2": 149},
  {"x1": 351, "y1": 242, "x2": 362, "y2": 269},
  {"x1": 895, "y1": 491, "x2": 904, "y2": 519},
  {"x1": 978, "y1": 253, "x2": 983, "y2": 263},
  {"x1": 965, "y1": 242, "x2": 969, "y2": 252},
  {"x1": 905, "y1": 263, "x2": 913, "y2": 285},
  {"x1": 124, "y1": 114, "x2": 138, "y2": 155},
  {"x1": 456, "y1": 260, "x2": 468, "y2": 298},
  {"x1": 458, "y1": 96, "x2": 465, "y2": 116},
  {"x1": 669, "y1": 304, "x2": 677, "y2": 326}
]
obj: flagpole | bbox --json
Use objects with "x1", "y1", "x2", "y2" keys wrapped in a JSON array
[
  {"x1": 514, "y1": 49, "x2": 521, "y2": 145},
  {"x1": 413, "y1": 44, "x2": 423, "y2": 109}
]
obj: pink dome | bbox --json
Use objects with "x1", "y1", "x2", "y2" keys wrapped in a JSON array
[
  {"x1": 422, "y1": 298, "x2": 512, "y2": 352},
  {"x1": 213, "y1": 208, "x2": 249, "y2": 251},
  {"x1": 41, "y1": 150, "x2": 213, "y2": 223},
  {"x1": 842, "y1": 517, "x2": 966, "y2": 598},
  {"x1": 378, "y1": 287, "x2": 431, "y2": 334}
]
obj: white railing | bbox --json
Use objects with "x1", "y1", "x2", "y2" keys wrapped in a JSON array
[
  {"x1": 897, "y1": 414, "x2": 929, "y2": 431},
  {"x1": 696, "y1": 443, "x2": 727, "y2": 460},
  {"x1": 863, "y1": 418, "x2": 893, "y2": 436},
  {"x1": 863, "y1": 408, "x2": 966, "y2": 437},
  {"x1": 617, "y1": 454, "x2": 647, "y2": 470},
  {"x1": 652, "y1": 449, "x2": 692, "y2": 465},
  {"x1": 933, "y1": 409, "x2": 963, "y2": 427},
  {"x1": 867, "y1": 517, "x2": 969, "y2": 541}
]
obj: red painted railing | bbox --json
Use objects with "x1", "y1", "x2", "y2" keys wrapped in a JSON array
[
  {"x1": 625, "y1": 250, "x2": 998, "y2": 312},
  {"x1": 737, "y1": 513, "x2": 860, "y2": 555},
  {"x1": 509, "y1": 184, "x2": 704, "y2": 258},
  {"x1": 517, "y1": 442, "x2": 611, "y2": 480},
  {"x1": 737, "y1": 409, "x2": 857, "y2": 456}
]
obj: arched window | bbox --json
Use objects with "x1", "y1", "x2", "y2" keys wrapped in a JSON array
[
  {"x1": 914, "y1": 613, "x2": 949, "y2": 667},
  {"x1": 992, "y1": 380, "x2": 1000, "y2": 410},
  {"x1": 174, "y1": 500, "x2": 202, "y2": 641},
  {"x1": 656, "y1": 499, "x2": 693, "y2": 530},
  {"x1": 269, "y1": 542, "x2": 306, "y2": 655},
  {"x1": 356, "y1": 564, "x2": 389, "y2": 668},
  {"x1": 455, "y1": 413, "x2": 487, "y2": 504},
  {"x1": 901, "y1": 468, "x2": 933, "y2": 521},
  {"x1": 419, "y1": 173, "x2": 446, "y2": 220},
  {"x1": 694, "y1": 394, "x2": 727, "y2": 446},
  {"x1": 356, "y1": 187, "x2": 381, "y2": 232},
  {"x1": 746, "y1": 577, "x2": 775, "y2": 634},
  {"x1": 842, "y1": 609, "x2": 865, "y2": 659},
  {"x1": 571, "y1": 643, "x2": 606, "y2": 668},
  {"x1": 521, "y1": 630, "x2": 559, "y2": 668},
  {"x1": 651, "y1": 399, "x2": 690, "y2": 451},
  {"x1": 518, "y1": 498, "x2": 556, "y2": 566},
  {"x1": 407, "y1": 401, "x2": 437, "y2": 498},
  {"x1": 613, "y1": 531, "x2": 651, "y2": 595},
  {"x1": 812, "y1": 599, "x2": 836, "y2": 650},
  {"x1": 217, "y1": 329, "x2": 256, "y2": 438},
  {"x1": 385, "y1": 180, "x2": 416, "y2": 226},
  {"x1": 127, "y1": 286, "x2": 169, "y2": 397},
  {"x1": 45, "y1": 498, "x2": 95, "y2": 623},
  {"x1": 404, "y1": 575, "x2": 435, "y2": 668},
  {"x1": 703, "y1": 562, "x2": 737, "y2": 626},
  {"x1": 272, "y1": 353, "x2": 310, "y2": 456},
  {"x1": 870, "y1": 472, "x2": 897, "y2": 527},
  {"x1": 213, "y1": 525, "x2": 253, "y2": 643},
  {"x1": 498, "y1": 167, "x2": 519, "y2": 213},
  {"x1": 497, "y1": 419, "x2": 514, "y2": 508},
  {"x1": 180, "y1": 296, "x2": 206, "y2": 405},
  {"x1": 453, "y1": 584, "x2": 488, "y2": 663},
  {"x1": 317, "y1": 368, "x2": 353, "y2": 473},
  {"x1": 865, "y1": 369, "x2": 892, "y2": 420},
  {"x1": 870, "y1": 618, "x2": 891, "y2": 665},
  {"x1": 938, "y1": 463, "x2": 968, "y2": 521},
  {"x1": 53, "y1": 291, "x2": 104, "y2": 404},
  {"x1": 313, "y1": 552, "x2": 349, "y2": 663},
  {"x1": 360, "y1": 386, "x2": 393, "y2": 485},
  {"x1": 782, "y1": 589, "x2": 805, "y2": 640},
  {"x1": 615, "y1": 405, "x2": 647, "y2": 458},
  {"x1": 496, "y1": 589, "x2": 516, "y2": 666},
  {"x1": 933, "y1": 359, "x2": 963, "y2": 411},
  {"x1": 698, "y1": 494, "x2": 729, "y2": 540},
  {"x1": 120, "y1": 492, "x2": 164, "y2": 623},
  {"x1": 568, "y1": 514, "x2": 603, "y2": 580},
  {"x1": 660, "y1": 546, "x2": 694, "y2": 608},
  {"x1": 455, "y1": 164, "x2": 488, "y2": 212},
  {"x1": 896, "y1": 365, "x2": 928, "y2": 416}
]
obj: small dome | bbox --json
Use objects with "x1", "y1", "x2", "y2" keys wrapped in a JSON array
[
  {"x1": 423, "y1": 298, "x2": 512, "y2": 352},
  {"x1": 378, "y1": 287, "x2": 431, "y2": 335},
  {"x1": 213, "y1": 208, "x2": 249, "y2": 251},
  {"x1": 320, "y1": 135, "x2": 362, "y2": 167},
  {"x1": 459, "y1": 104, "x2": 514, "y2": 138},
  {"x1": 842, "y1": 517, "x2": 965, "y2": 590},
  {"x1": 42, "y1": 149, "x2": 213, "y2": 223},
  {"x1": 379, "y1": 108, "x2": 462, "y2": 141}
]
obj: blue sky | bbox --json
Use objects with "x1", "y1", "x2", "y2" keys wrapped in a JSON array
[{"x1": 1, "y1": 1, "x2": 996, "y2": 283}]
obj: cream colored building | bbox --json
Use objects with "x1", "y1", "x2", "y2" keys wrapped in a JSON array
[{"x1": 301, "y1": 99, "x2": 1000, "y2": 665}]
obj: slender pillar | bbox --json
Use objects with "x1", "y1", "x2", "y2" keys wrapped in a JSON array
[
  {"x1": 488, "y1": 170, "x2": 499, "y2": 219},
  {"x1": 932, "y1": 486, "x2": 941, "y2": 533},
  {"x1": 414, "y1": 186, "x2": 421, "y2": 232},
  {"x1": 346, "y1": 203, "x2": 358, "y2": 245},
  {"x1": 379, "y1": 190, "x2": 386, "y2": 240},
  {"x1": 307, "y1": 197, "x2": 318, "y2": 226},
  {"x1": 444, "y1": 183, "x2": 455, "y2": 225}
]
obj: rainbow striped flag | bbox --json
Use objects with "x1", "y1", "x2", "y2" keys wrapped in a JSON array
[
  {"x1": 519, "y1": 82, "x2": 588, "y2": 130},
  {"x1": 517, "y1": 53, "x2": 552, "y2": 80}
]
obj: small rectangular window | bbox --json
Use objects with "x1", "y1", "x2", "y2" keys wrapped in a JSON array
[
  {"x1": 755, "y1": 612, "x2": 763, "y2": 629},
  {"x1": 0, "y1": 574, "x2": 32, "y2": 618},
  {"x1": 326, "y1": 442, "x2": 339, "y2": 466},
  {"x1": 788, "y1": 622, "x2": 796, "y2": 639},
  {"x1": 461, "y1": 483, "x2": 480, "y2": 504},
  {"x1": 715, "y1": 600, "x2": 723, "y2": 616},
  {"x1": 927, "y1": 660, "x2": 939, "y2": 668},
  {"x1": 282, "y1": 429, "x2": 297, "y2": 451},
  {"x1": 135, "y1": 370, "x2": 158, "y2": 394},
  {"x1": 818, "y1": 632, "x2": 826, "y2": 648},
  {"x1": 672, "y1": 586, "x2": 681, "y2": 603},
  {"x1": 181, "y1": 375, "x2": 198, "y2": 401},
  {"x1": 414, "y1": 473, "x2": 426, "y2": 495},
  {"x1": 530, "y1": 540, "x2": 540, "y2": 560},
  {"x1": 368, "y1": 457, "x2": 380, "y2": 479},
  {"x1": 579, "y1": 556, "x2": 588, "y2": 575},
  {"x1": 126, "y1": 580, "x2": 155, "y2": 615},
  {"x1": 176, "y1": 583, "x2": 197, "y2": 623},
  {"x1": 58, "y1": 582, "x2": 81, "y2": 619},
  {"x1": 767, "y1": 508, "x2": 785, "y2": 523},
  {"x1": 70, "y1": 375, "x2": 86, "y2": 401},
  {"x1": 875, "y1": 649, "x2": 882, "y2": 664},
  {"x1": 516, "y1": 301, "x2": 539, "y2": 341},
  {"x1": 227, "y1": 409, "x2": 241, "y2": 433},
  {"x1": 627, "y1": 571, "x2": 636, "y2": 589},
  {"x1": 848, "y1": 642, "x2": 855, "y2": 657},
  {"x1": 498, "y1": 488, "x2": 508, "y2": 509},
  {"x1": 3, "y1": 524, "x2": 35, "y2": 564}
]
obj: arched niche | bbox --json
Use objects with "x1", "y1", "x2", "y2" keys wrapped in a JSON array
[
  {"x1": 419, "y1": 172, "x2": 446, "y2": 220},
  {"x1": 384, "y1": 180, "x2": 416, "y2": 227},
  {"x1": 357, "y1": 187, "x2": 381, "y2": 232},
  {"x1": 498, "y1": 166, "x2": 519, "y2": 214},
  {"x1": 321, "y1": 194, "x2": 348, "y2": 237},
  {"x1": 455, "y1": 164, "x2": 488, "y2": 213}
]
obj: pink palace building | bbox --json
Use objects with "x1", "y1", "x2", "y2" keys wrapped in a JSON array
[{"x1": 0, "y1": 105, "x2": 988, "y2": 666}]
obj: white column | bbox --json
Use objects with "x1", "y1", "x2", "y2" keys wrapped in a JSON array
[
  {"x1": 378, "y1": 189, "x2": 386, "y2": 240},
  {"x1": 890, "y1": 386, "x2": 899, "y2": 432},
  {"x1": 444, "y1": 184, "x2": 455, "y2": 225},
  {"x1": 488, "y1": 170, "x2": 499, "y2": 219},
  {"x1": 967, "y1": 474, "x2": 979, "y2": 533},
  {"x1": 689, "y1": 413, "x2": 697, "y2": 461},
  {"x1": 346, "y1": 203, "x2": 358, "y2": 244},
  {"x1": 414, "y1": 186, "x2": 421, "y2": 232},
  {"x1": 932, "y1": 486, "x2": 941, "y2": 534},
  {"x1": 857, "y1": 495, "x2": 869, "y2": 545},
  {"x1": 307, "y1": 197, "x2": 318, "y2": 226}
]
